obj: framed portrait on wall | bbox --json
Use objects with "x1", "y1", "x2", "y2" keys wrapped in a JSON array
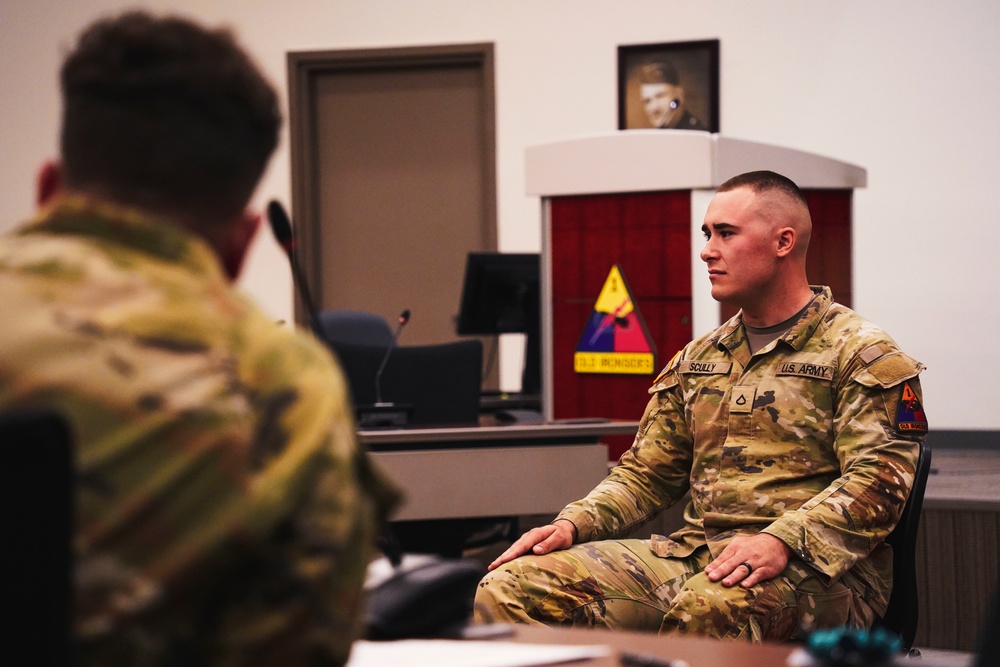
[{"x1": 617, "y1": 39, "x2": 720, "y2": 132}]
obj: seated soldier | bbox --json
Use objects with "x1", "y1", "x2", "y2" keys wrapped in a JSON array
[{"x1": 475, "y1": 170, "x2": 927, "y2": 642}]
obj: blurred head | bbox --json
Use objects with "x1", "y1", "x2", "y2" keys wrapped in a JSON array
[
  {"x1": 638, "y1": 62, "x2": 685, "y2": 128},
  {"x1": 699, "y1": 171, "x2": 812, "y2": 309},
  {"x1": 58, "y1": 11, "x2": 281, "y2": 225}
]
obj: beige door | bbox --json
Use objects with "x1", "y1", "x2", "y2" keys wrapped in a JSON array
[{"x1": 288, "y1": 44, "x2": 497, "y2": 348}]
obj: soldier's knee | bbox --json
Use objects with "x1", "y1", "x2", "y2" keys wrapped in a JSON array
[{"x1": 473, "y1": 567, "x2": 530, "y2": 624}]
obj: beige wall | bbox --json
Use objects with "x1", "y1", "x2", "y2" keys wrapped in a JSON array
[{"x1": 1, "y1": 1, "x2": 996, "y2": 425}]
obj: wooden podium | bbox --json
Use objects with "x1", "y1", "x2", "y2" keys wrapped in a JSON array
[{"x1": 526, "y1": 130, "x2": 867, "y2": 459}]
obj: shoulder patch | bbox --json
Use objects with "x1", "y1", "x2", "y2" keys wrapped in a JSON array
[
  {"x1": 649, "y1": 351, "x2": 682, "y2": 393},
  {"x1": 859, "y1": 344, "x2": 886, "y2": 365},
  {"x1": 664, "y1": 350, "x2": 682, "y2": 373},
  {"x1": 895, "y1": 381, "x2": 928, "y2": 435}
]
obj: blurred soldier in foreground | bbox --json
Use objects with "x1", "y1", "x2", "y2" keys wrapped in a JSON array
[{"x1": 0, "y1": 11, "x2": 395, "y2": 665}]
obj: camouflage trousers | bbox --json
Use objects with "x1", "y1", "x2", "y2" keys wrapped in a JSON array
[{"x1": 474, "y1": 539, "x2": 874, "y2": 641}]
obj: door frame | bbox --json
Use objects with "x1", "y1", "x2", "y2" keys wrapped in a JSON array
[{"x1": 286, "y1": 43, "x2": 498, "y2": 323}]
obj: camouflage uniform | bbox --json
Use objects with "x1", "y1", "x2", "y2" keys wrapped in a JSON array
[
  {"x1": 0, "y1": 197, "x2": 397, "y2": 665},
  {"x1": 476, "y1": 287, "x2": 927, "y2": 641}
]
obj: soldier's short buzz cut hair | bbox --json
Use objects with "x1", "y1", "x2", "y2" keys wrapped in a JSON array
[{"x1": 717, "y1": 170, "x2": 808, "y2": 207}]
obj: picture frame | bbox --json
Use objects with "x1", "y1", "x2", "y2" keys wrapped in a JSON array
[{"x1": 617, "y1": 39, "x2": 720, "y2": 132}]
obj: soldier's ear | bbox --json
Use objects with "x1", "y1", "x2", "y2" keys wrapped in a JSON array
[
  {"x1": 775, "y1": 227, "x2": 797, "y2": 258},
  {"x1": 36, "y1": 161, "x2": 63, "y2": 207},
  {"x1": 220, "y1": 210, "x2": 261, "y2": 280}
]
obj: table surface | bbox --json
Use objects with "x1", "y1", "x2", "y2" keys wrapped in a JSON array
[
  {"x1": 923, "y1": 447, "x2": 1000, "y2": 510},
  {"x1": 503, "y1": 624, "x2": 796, "y2": 667},
  {"x1": 358, "y1": 419, "x2": 639, "y2": 448}
]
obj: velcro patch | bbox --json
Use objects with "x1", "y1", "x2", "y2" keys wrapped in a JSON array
[
  {"x1": 868, "y1": 353, "x2": 920, "y2": 386},
  {"x1": 859, "y1": 345, "x2": 886, "y2": 365},
  {"x1": 777, "y1": 362, "x2": 834, "y2": 381},
  {"x1": 895, "y1": 381, "x2": 928, "y2": 435},
  {"x1": 679, "y1": 360, "x2": 732, "y2": 375}
]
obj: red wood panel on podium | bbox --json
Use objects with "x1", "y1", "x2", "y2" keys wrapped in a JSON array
[
  {"x1": 550, "y1": 192, "x2": 693, "y2": 459},
  {"x1": 804, "y1": 190, "x2": 853, "y2": 307}
]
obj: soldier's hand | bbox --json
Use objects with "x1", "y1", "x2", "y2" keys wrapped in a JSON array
[
  {"x1": 487, "y1": 519, "x2": 576, "y2": 571},
  {"x1": 704, "y1": 533, "x2": 792, "y2": 588}
]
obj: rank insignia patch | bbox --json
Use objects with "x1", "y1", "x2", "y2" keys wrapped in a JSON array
[{"x1": 895, "y1": 381, "x2": 928, "y2": 434}]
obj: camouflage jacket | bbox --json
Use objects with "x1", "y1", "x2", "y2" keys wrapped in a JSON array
[
  {"x1": 0, "y1": 197, "x2": 397, "y2": 665},
  {"x1": 558, "y1": 286, "x2": 927, "y2": 616}
]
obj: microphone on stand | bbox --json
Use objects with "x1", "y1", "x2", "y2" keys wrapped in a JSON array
[
  {"x1": 267, "y1": 200, "x2": 321, "y2": 336},
  {"x1": 357, "y1": 309, "x2": 413, "y2": 428},
  {"x1": 375, "y1": 309, "x2": 410, "y2": 405}
]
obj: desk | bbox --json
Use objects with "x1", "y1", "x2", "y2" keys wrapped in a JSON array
[
  {"x1": 508, "y1": 625, "x2": 795, "y2": 667},
  {"x1": 349, "y1": 624, "x2": 796, "y2": 667},
  {"x1": 361, "y1": 421, "x2": 637, "y2": 522}
]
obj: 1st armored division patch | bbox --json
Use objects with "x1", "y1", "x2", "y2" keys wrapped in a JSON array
[{"x1": 895, "y1": 381, "x2": 928, "y2": 435}]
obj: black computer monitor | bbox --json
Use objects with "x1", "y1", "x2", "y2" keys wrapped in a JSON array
[{"x1": 456, "y1": 252, "x2": 540, "y2": 395}]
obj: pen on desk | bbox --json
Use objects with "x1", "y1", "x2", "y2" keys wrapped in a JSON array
[{"x1": 619, "y1": 650, "x2": 688, "y2": 667}]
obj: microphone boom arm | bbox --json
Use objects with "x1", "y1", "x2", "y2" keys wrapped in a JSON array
[
  {"x1": 375, "y1": 310, "x2": 410, "y2": 405},
  {"x1": 267, "y1": 200, "x2": 322, "y2": 336}
]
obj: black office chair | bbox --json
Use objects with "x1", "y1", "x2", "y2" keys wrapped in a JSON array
[
  {"x1": 879, "y1": 439, "x2": 932, "y2": 653},
  {"x1": 332, "y1": 338, "x2": 483, "y2": 426},
  {"x1": 0, "y1": 409, "x2": 74, "y2": 664},
  {"x1": 317, "y1": 309, "x2": 394, "y2": 347},
  {"x1": 331, "y1": 338, "x2": 516, "y2": 556}
]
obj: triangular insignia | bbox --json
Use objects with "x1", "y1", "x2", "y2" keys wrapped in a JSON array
[
  {"x1": 573, "y1": 265, "x2": 656, "y2": 375},
  {"x1": 895, "y1": 380, "x2": 928, "y2": 435}
]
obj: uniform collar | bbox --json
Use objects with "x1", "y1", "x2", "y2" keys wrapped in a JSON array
[
  {"x1": 716, "y1": 286, "x2": 833, "y2": 356},
  {"x1": 20, "y1": 195, "x2": 227, "y2": 281}
]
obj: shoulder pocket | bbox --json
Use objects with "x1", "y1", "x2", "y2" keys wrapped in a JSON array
[
  {"x1": 850, "y1": 349, "x2": 928, "y2": 438},
  {"x1": 852, "y1": 350, "x2": 924, "y2": 389}
]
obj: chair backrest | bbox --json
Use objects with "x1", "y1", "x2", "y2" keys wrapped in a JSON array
[
  {"x1": 317, "y1": 309, "x2": 394, "y2": 347},
  {"x1": 0, "y1": 409, "x2": 74, "y2": 664},
  {"x1": 332, "y1": 339, "x2": 483, "y2": 427},
  {"x1": 879, "y1": 439, "x2": 932, "y2": 650}
]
